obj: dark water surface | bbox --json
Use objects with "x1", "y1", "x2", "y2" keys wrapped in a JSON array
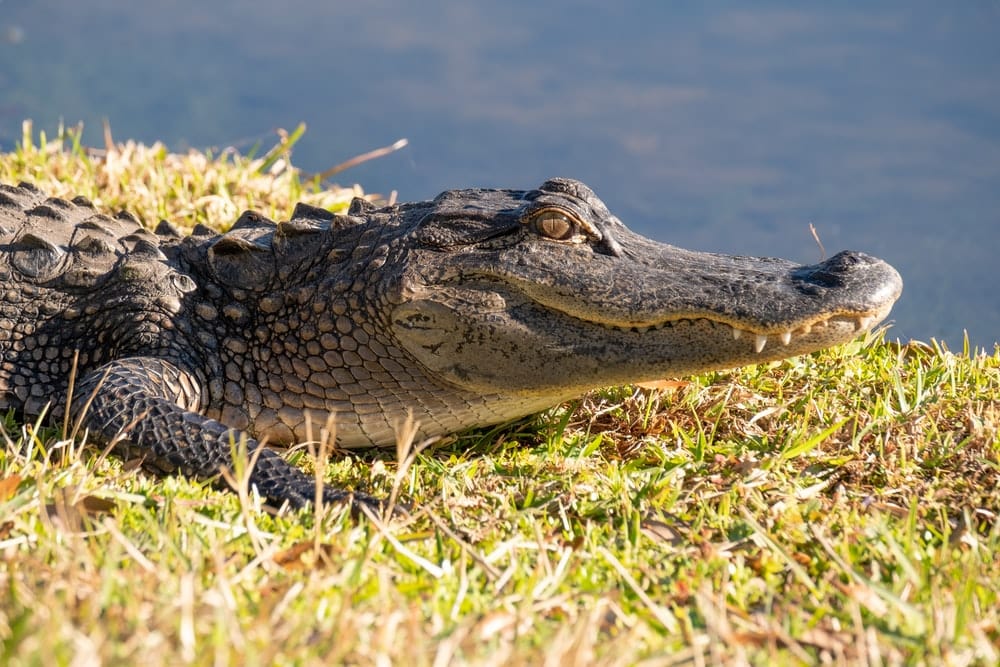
[{"x1": 2, "y1": 1, "x2": 998, "y2": 349}]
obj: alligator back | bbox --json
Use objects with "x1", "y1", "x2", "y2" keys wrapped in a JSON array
[{"x1": 0, "y1": 182, "x2": 181, "y2": 416}]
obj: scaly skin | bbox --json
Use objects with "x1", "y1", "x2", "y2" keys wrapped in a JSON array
[{"x1": 0, "y1": 179, "x2": 902, "y2": 511}]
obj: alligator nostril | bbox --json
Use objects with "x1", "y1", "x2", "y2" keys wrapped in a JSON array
[
  {"x1": 795, "y1": 250, "x2": 877, "y2": 288},
  {"x1": 825, "y1": 250, "x2": 875, "y2": 268},
  {"x1": 796, "y1": 265, "x2": 846, "y2": 289}
]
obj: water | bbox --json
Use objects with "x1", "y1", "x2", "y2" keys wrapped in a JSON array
[{"x1": 2, "y1": 0, "x2": 998, "y2": 349}]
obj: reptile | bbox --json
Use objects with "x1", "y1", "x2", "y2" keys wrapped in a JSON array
[{"x1": 0, "y1": 178, "x2": 902, "y2": 512}]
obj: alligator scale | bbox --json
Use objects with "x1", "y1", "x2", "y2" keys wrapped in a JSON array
[{"x1": 0, "y1": 179, "x2": 902, "y2": 510}]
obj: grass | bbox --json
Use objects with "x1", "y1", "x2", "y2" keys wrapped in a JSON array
[{"x1": 1, "y1": 121, "x2": 998, "y2": 665}]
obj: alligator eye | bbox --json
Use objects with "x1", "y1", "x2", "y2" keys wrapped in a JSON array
[{"x1": 530, "y1": 209, "x2": 580, "y2": 241}]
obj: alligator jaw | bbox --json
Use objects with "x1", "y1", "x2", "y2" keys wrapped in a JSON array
[{"x1": 391, "y1": 286, "x2": 901, "y2": 400}]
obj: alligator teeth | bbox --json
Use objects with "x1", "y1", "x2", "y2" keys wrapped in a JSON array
[
  {"x1": 779, "y1": 331, "x2": 792, "y2": 346},
  {"x1": 856, "y1": 316, "x2": 874, "y2": 332},
  {"x1": 798, "y1": 323, "x2": 812, "y2": 335},
  {"x1": 754, "y1": 334, "x2": 768, "y2": 353},
  {"x1": 732, "y1": 328, "x2": 743, "y2": 340}
]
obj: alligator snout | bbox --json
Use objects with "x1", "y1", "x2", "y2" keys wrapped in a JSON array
[{"x1": 793, "y1": 250, "x2": 903, "y2": 308}]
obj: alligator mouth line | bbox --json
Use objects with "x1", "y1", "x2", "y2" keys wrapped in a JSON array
[{"x1": 596, "y1": 308, "x2": 890, "y2": 354}]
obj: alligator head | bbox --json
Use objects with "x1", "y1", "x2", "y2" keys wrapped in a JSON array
[{"x1": 391, "y1": 177, "x2": 902, "y2": 400}]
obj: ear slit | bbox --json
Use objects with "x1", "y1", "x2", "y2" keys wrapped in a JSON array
[{"x1": 415, "y1": 210, "x2": 521, "y2": 249}]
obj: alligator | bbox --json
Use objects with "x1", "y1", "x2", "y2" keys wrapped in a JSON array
[{"x1": 0, "y1": 178, "x2": 902, "y2": 512}]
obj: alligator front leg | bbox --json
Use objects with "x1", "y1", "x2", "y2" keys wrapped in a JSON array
[{"x1": 70, "y1": 357, "x2": 384, "y2": 513}]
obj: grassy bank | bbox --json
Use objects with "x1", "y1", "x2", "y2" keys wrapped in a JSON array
[{"x1": 1, "y1": 122, "x2": 998, "y2": 665}]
